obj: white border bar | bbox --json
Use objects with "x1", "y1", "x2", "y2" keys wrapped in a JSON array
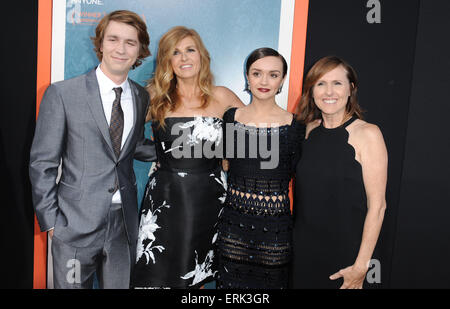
[
  {"x1": 277, "y1": 0, "x2": 295, "y2": 110},
  {"x1": 51, "y1": 0, "x2": 66, "y2": 83}
]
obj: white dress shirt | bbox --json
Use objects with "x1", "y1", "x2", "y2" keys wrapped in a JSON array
[{"x1": 96, "y1": 66, "x2": 135, "y2": 204}]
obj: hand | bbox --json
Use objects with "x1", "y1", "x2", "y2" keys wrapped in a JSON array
[
  {"x1": 329, "y1": 264, "x2": 367, "y2": 289},
  {"x1": 222, "y1": 159, "x2": 229, "y2": 172},
  {"x1": 48, "y1": 229, "x2": 54, "y2": 239},
  {"x1": 149, "y1": 161, "x2": 160, "y2": 176},
  {"x1": 305, "y1": 119, "x2": 321, "y2": 139}
]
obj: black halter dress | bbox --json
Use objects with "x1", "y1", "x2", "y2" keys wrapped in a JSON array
[{"x1": 292, "y1": 117, "x2": 367, "y2": 288}]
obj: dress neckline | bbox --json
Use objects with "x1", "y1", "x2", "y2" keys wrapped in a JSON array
[
  {"x1": 163, "y1": 116, "x2": 222, "y2": 121},
  {"x1": 319, "y1": 116, "x2": 356, "y2": 132},
  {"x1": 232, "y1": 113, "x2": 295, "y2": 130}
]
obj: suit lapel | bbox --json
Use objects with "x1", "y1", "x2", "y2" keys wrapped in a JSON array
[{"x1": 85, "y1": 69, "x2": 116, "y2": 158}]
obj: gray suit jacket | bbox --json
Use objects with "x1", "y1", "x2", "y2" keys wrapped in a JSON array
[{"x1": 29, "y1": 69, "x2": 156, "y2": 248}]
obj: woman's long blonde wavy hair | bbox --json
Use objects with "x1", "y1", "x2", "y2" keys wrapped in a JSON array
[{"x1": 146, "y1": 26, "x2": 214, "y2": 127}]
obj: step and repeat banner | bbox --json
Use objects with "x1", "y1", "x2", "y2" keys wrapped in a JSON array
[{"x1": 63, "y1": 0, "x2": 282, "y2": 95}]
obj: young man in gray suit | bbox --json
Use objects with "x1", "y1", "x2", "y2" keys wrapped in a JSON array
[{"x1": 29, "y1": 10, "x2": 156, "y2": 289}]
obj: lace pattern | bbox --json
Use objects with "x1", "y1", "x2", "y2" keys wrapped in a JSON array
[
  {"x1": 217, "y1": 208, "x2": 292, "y2": 289},
  {"x1": 216, "y1": 108, "x2": 304, "y2": 289}
]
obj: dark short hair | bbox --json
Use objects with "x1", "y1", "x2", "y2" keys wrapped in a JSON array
[
  {"x1": 245, "y1": 47, "x2": 288, "y2": 77},
  {"x1": 91, "y1": 10, "x2": 150, "y2": 69}
]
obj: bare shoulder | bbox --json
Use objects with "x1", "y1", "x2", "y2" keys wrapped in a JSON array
[
  {"x1": 354, "y1": 120, "x2": 382, "y2": 138},
  {"x1": 212, "y1": 85, "x2": 230, "y2": 96},
  {"x1": 277, "y1": 108, "x2": 294, "y2": 125},
  {"x1": 349, "y1": 119, "x2": 385, "y2": 148},
  {"x1": 213, "y1": 86, "x2": 244, "y2": 109},
  {"x1": 212, "y1": 86, "x2": 231, "y2": 100}
]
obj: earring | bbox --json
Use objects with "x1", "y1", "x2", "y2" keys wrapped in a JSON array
[{"x1": 276, "y1": 85, "x2": 283, "y2": 94}]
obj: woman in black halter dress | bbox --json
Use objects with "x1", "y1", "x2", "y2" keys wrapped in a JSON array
[{"x1": 292, "y1": 56, "x2": 388, "y2": 289}]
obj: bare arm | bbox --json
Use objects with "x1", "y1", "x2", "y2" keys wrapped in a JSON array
[
  {"x1": 330, "y1": 123, "x2": 388, "y2": 289},
  {"x1": 354, "y1": 124, "x2": 387, "y2": 268},
  {"x1": 222, "y1": 159, "x2": 229, "y2": 171},
  {"x1": 214, "y1": 86, "x2": 243, "y2": 171},
  {"x1": 214, "y1": 86, "x2": 245, "y2": 113}
]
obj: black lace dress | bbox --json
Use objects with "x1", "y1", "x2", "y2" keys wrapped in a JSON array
[{"x1": 216, "y1": 108, "x2": 305, "y2": 289}]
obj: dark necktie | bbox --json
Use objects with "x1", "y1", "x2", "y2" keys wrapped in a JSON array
[{"x1": 109, "y1": 87, "x2": 124, "y2": 159}]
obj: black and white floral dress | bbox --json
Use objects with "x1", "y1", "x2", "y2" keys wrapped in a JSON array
[{"x1": 132, "y1": 117, "x2": 226, "y2": 288}]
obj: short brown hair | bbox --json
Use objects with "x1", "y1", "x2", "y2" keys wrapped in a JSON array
[
  {"x1": 91, "y1": 10, "x2": 150, "y2": 69},
  {"x1": 296, "y1": 56, "x2": 364, "y2": 124}
]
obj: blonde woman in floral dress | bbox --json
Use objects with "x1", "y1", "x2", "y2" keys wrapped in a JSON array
[{"x1": 131, "y1": 26, "x2": 243, "y2": 288}]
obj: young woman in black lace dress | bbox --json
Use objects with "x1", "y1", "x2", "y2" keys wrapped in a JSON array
[{"x1": 216, "y1": 48, "x2": 305, "y2": 289}]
